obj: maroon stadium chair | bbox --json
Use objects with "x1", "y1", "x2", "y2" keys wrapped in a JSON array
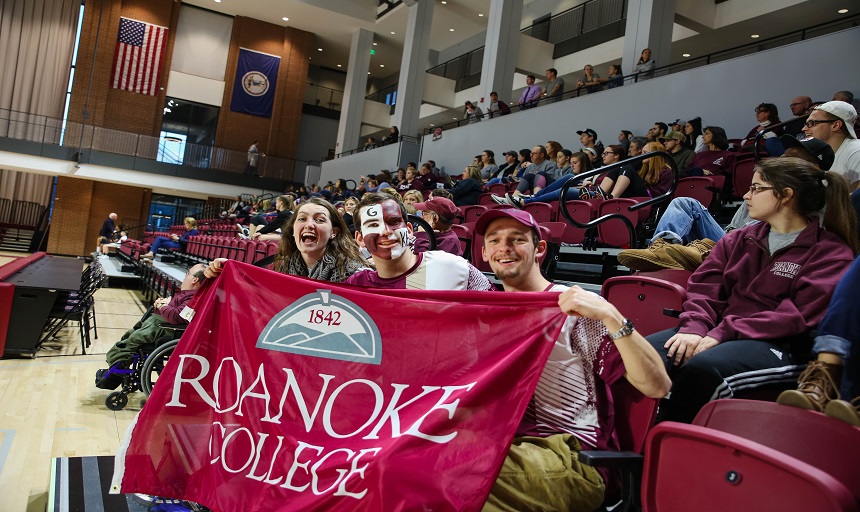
[
  {"x1": 461, "y1": 205, "x2": 488, "y2": 224},
  {"x1": 450, "y1": 223, "x2": 472, "y2": 260},
  {"x1": 673, "y1": 176, "x2": 725, "y2": 211},
  {"x1": 597, "y1": 198, "x2": 640, "y2": 248},
  {"x1": 642, "y1": 400, "x2": 860, "y2": 512},
  {"x1": 601, "y1": 271, "x2": 690, "y2": 336},
  {"x1": 521, "y1": 201, "x2": 553, "y2": 223},
  {"x1": 478, "y1": 193, "x2": 495, "y2": 205},
  {"x1": 557, "y1": 199, "x2": 595, "y2": 244},
  {"x1": 731, "y1": 158, "x2": 759, "y2": 199}
]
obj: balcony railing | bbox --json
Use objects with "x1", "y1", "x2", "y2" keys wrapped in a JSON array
[
  {"x1": 304, "y1": 83, "x2": 344, "y2": 111},
  {"x1": 335, "y1": 135, "x2": 420, "y2": 159},
  {"x1": 0, "y1": 108, "x2": 309, "y2": 182}
]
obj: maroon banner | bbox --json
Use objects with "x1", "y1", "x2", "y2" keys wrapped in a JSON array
[{"x1": 113, "y1": 261, "x2": 566, "y2": 511}]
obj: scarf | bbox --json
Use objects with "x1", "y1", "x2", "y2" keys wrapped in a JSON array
[{"x1": 284, "y1": 250, "x2": 365, "y2": 283}]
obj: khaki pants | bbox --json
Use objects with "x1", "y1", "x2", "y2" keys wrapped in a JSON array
[{"x1": 482, "y1": 434, "x2": 605, "y2": 512}]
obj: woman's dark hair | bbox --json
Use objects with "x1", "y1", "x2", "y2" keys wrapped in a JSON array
[
  {"x1": 483, "y1": 149, "x2": 495, "y2": 164},
  {"x1": 756, "y1": 103, "x2": 781, "y2": 124},
  {"x1": 464, "y1": 101, "x2": 475, "y2": 114},
  {"x1": 704, "y1": 126, "x2": 729, "y2": 150},
  {"x1": 638, "y1": 48, "x2": 652, "y2": 64},
  {"x1": 519, "y1": 148, "x2": 532, "y2": 163},
  {"x1": 685, "y1": 117, "x2": 703, "y2": 147},
  {"x1": 273, "y1": 198, "x2": 367, "y2": 274},
  {"x1": 571, "y1": 151, "x2": 593, "y2": 174},
  {"x1": 755, "y1": 158, "x2": 859, "y2": 254},
  {"x1": 606, "y1": 144, "x2": 627, "y2": 159}
]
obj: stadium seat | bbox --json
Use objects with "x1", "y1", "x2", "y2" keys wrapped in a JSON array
[
  {"x1": 731, "y1": 158, "x2": 759, "y2": 199},
  {"x1": 601, "y1": 272, "x2": 690, "y2": 336}
]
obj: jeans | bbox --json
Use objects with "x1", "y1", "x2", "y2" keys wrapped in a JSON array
[
  {"x1": 813, "y1": 255, "x2": 860, "y2": 398},
  {"x1": 523, "y1": 176, "x2": 582, "y2": 204},
  {"x1": 150, "y1": 236, "x2": 180, "y2": 255},
  {"x1": 650, "y1": 197, "x2": 726, "y2": 244}
]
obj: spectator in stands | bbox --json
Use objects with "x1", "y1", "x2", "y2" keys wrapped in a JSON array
[
  {"x1": 99, "y1": 212, "x2": 118, "y2": 245},
  {"x1": 740, "y1": 102, "x2": 783, "y2": 155},
  {"x1": 395, "y1": 166, "x2": 425, "y2": 194},
  {"x1": 646, "y1": 158, "x2": 859, "y2": 423},
  {"x1": 476, "y1": 208, "x2": 669, "y2": 511},
  {"x1": 450, "y1": 166, "x2": 483, "y2": 207},
  {"x1": 618, "y1": 135, "x2": 836, "y2": 272},
  {"x1": 245, "y1": 194, "x2": 295, "y2": 241},
  {"x1": 142, "y1": 217, "x2": 199, "y2": 261},
  {"x1": 430, "y1": 188, "x2": 454, "y2": 200},
  {"x1": 833, "y1": 90, "x2": 854, "y2": 103},
  {"x1": 639, "y1": 141, "x2": 675, "y2": 197},
  {"x1": 479, "y1": 150, "x2": 498, "y2": 180},
  {"x1": 603, "y1": 63, "x2": 624, "y2": 89},
  {"x1": 628, "y1": 136, "x2": 649, "y2": 157},
  {"x1": 464, "y1": 101, "x2": 483, "y2": 124},
  {"x1": 207, "y1": 198, "x2": 367, "y2": 284},
  {"x1": 412, "y1": 197, "x2": 462, "y2": 257},
  {"x1": 555, "y1": 148, "x2": 573, "y2": 177},
  {"x1": 575, "y1": 64, "x2": 602, "y2": 94},
  {"x1": 360, "y1": 171, "x2": 393, "y2": 193},
  {"x1": 486, "y1": 91, "x2": 511, "y2": 118},
  {"x1": 392, "y1": 167, "x2": 407, "y2": 187},
  {"x1": 381, "y1": 126, "x2": 399, "y2": 145},
  {"x1": 647, "y1": 122, "x2": 668, "y2": 142},
  {"x1": 778, "y1": 254, "x2": 860, "y2": 425},
  {"x1": 507, "y1": 151, "x2": 594, "y2": 208},
  {"x1": 347, "y1": 193, "x2": 494, "y2": 290},
  {"x1": 96, "y1": 263, "x2": 209, "y2": 389},
  {"x1": 427, "y1": 159, "x2": 446, "y2": 179},
  {"x1": 595, "y1": 144, "x2": 644, "y2": 198},
  {"x1": 545, "y1": 141, "x2": 563, "y2": 162},
  {"x1": 495, "y1": 146, "x2": 558, "y2": 203},
  {"x1": 543, "y1": 68, "x2": 564, "y2": 103},
  {"x1": 803, "y1": 101, "x2": 860, "y2": 190},
  {"x1": 245, "y1": 140, "x2": 261, "y2": 176},
  {"x1": 633, "y1": 48, "x2": 655, "y2": 80},
  {"x1": 517, "y1": 75, "x2": 542, "y2": 109},
  {"x1": 660, "y1": 131, "x2": 694, "y2": 175},
  {"x1": 669, "y1": 119, "x2": 684, "y2": 133},
  {"x1": 486, "y1": 150, "x2": 519, "y2": 184},
  {"x1": 343, "y1": 196, "x2": 359, "y2": 233},
  {"x1": 618, "y1": 129, "x2": 633, "y2": 152},
  {"x1": 583, "y1": 147, "x2": 600, "y2": 168},
  {"x1": 686, "y1": 126, "x2": 736, "y2": 176},
  {"x1": 417, "y1": 162, "x2": 439, "y2": 190},
  {"x1": 577, "y1": 128, "x2": 605, "y2": 158},
  {"x1": 684, "y1": 117, "x2": 705, "y2": 153},
  {"x1": 783, "y1": 95, "x2": 813, "y2": 138},
  {"x1": 363, "y1": 137, "x2": 376, "y2": 151},
  {"x1": 221, "y1": 195, "x2": 245, "y2": 219}
]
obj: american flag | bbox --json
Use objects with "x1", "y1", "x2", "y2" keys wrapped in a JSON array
[{"x1": 111, "y1": 17, "x2": 168, "y2": 96}]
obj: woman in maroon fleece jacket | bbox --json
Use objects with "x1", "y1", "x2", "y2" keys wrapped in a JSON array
[{"x1": 647, "y1": 157, "x2": 859, "y2": 422}]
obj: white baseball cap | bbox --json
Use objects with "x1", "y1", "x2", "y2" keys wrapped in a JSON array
[{"x1": 814, "y1": 100, "x2": 857, "y2": 139}]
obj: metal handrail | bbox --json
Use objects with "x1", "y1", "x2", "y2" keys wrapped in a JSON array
[
  {"x1": 557, "y1": 151, "x2": 680, "y2": 249},
  {"x1": 752, "y1": 115, "x2": 806, "y2": 162},
  {"x1": 335, "y1": 134, "x2": 420, "y2": 158}
]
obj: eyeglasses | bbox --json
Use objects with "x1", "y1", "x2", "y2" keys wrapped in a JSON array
[
  {"x1": 748, "y1": 184, "x2": 775, "y2": 194},
  {"x1": 789, "y1": 102, "x2": 807, "y2": 108},
  {"x1": 603, "y1": 151, "x2": 615, "y2": 155},
  {"x1": 804, "y1": 119, "x2": 838, "y2": 129},
  {"x1": 754, "y1": 108, "x2": 767, "y2": 114}
]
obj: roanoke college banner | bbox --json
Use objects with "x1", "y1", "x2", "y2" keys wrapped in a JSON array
[
  {"x1": 230, "y1": 48, "x2": 280, "y2": 117},
  {"x1": 112, "y1": 262, "x2": 567, "y2": 511}
]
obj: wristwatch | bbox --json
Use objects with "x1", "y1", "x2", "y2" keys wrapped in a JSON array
[{"x1": 608, "y1": 319, "x2": 635, "y2": 340}]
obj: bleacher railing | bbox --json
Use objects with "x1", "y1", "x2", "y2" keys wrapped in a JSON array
[
  {"x1": 335, "y1": 134, "x2": 420, "y2": 159},
  {"x1": 0, "y1": 108, "x2": 310, "y2": 182},
  {"x1": 0, "y1": 198, "x2": 47, "y2": 230}
]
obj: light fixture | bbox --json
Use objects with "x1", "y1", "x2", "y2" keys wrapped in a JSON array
[
  {"x1": 682, "y1": 53, "x2": 690, "y2": 57},
  {"x1": 452, "y1": 117, "x2": 457, "y2": 120},
  {"x1": 318, "y1": 48, "x2": 323, "y2": 51},
  {"x1": 430, "y1": 124, "x2": 435, "y2": 127},
  {"x1": 380, "y1": 64, "x2": 385, "y2": 67},
  {"x1": 373, "y1": 42, "x2": 378, "y2": 46},
  {"x1": 751, "y1": 34, "x2": 760, "y2": 38},
  {"x1": 337, "y1": 64, "x2": 342, "y2": 67},
  {"x1": 390, "y1": 31, "x2": 395, "y2": 35},
  {"x1": 214, "y1": 0, "x2": 221, "y2": 3},
  {"x1": 368, "y1": 72, "x2": 371, "y2": 75},
  {"x1": 449, "y1": 28, "x2": 454, "y2": 32},
  {"x1": 838, "y1": 8, "x2": 848, "y2": 13},
  {"x1": 282, "y1": 17, "x2": 289, "y2": 21},
  {"x1": 478, "y1": 13, "x2": 483, "y2": 17},
  {"x1": 441, "y1": 1, "x2": 447, "y2": 4}
]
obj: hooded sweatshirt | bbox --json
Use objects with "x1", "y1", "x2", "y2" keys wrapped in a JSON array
[{"x1": 679, "y1": 219, "x2": 854, "y2": 342}]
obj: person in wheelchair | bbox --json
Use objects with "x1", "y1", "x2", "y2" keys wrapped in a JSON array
[{"x1": 95, "y1": 264, "x2": 207, "y2": 389}]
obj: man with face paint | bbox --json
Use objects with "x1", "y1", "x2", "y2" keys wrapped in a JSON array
[{"x1": 345, "y1": 192, "x2": 494, "y2": 290}]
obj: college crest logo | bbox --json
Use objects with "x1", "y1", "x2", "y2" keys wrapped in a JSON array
[
  {"x1": 242, "y1": 71, "x2": 270, "y2": 97},
  {"x1": 256, "y1": 290, "x2": 382, "y2": 364}
]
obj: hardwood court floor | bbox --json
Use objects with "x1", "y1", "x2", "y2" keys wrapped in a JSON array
[{"x1": 0, "y1": 254, "x2": 150, "y2": 512}]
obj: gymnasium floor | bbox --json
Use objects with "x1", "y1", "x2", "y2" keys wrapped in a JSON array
[{"x1": 0, "y1": 251, "x2": 148, "y2": 512}]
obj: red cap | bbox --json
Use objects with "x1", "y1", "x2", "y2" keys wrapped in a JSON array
[
  {"x1": 474, "y1": 208, "x2": 541, "y2": 237},
  {"x1": 413, "y1": 197, "x2": 459, "y2": 221}
]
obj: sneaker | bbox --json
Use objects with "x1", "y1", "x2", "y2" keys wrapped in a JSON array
[
  {"x1": 237, "y1": 232, "x2": 249, "y2": 240},
  {"x1": 664, "y1": 239, "x2": 716, "y2": 271},
  {"x1": 617, "y1": 238, "x2": 685, "y2": 271},
  {"x1": 509, "y1": 195, "x2": 524, "y2": 209},
  {"x1": 491, "y1": 194, "x2": 511, "y2": 205},
  {"x1": 594, "y1": 187, "x2": 609, "y2": 200},
  {"x1": 824, "y1": 396, "x2": 860, "y2": 426}
]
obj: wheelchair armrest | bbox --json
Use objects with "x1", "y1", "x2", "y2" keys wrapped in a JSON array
[{"x1": 578, "y1": 450, "x2": 643, "y2": 468}]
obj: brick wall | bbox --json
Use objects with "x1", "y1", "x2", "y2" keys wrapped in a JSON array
[{"x1": 48, "y1": 176, "x2": 151, "y2": 256}]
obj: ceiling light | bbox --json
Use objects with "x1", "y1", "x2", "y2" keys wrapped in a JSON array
[
  {"x1": 390, "y1": 31, "x2": 395, "y2": 35},
  {"x1": 373, "y1": 42, "x2": 378, "y2": 46},
  {"x1": 478, "y1": 13, "x2": 483, "y2": 17},
  {"x1": 337, "y1": 64, "x2": 342, "y2": 68},
  {"x1": 368, "y1": 72, "x2": 371, "y2": 75},
  {"x1": 430, "y1": 124, "x2": 435, "y2": 127},
  {"x1": 452, "y1": 117, "x2": 457, "y2": 120},
  {"x1": 751, "y1": 34, "x2": 760, "y2": 38},
  {"x1": 682, "y1": 53, "x2": 690, "y2": 57},
  {"x1": 282, "y1": 17, "x2": 289, "y2": 21},
  {"x1": 318, "y1": 48, "x2": 323, "y2": 51},
  {"x1": 449, "y1": 28, "x2": 454, "y2": 32},
  {"x1": 838, "y1": 9, "x2": 848, "y2": 13},
  {"x1": 441, "y1": 1, "x2": 447, "y2": 4},
  {"x1": 214, "y1": 0, "x2": 221, "y2": 3},
  {"x1": 380, "y1": 64, "x2": 385, "y2": 67}
]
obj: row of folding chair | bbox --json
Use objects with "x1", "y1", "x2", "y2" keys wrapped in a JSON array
[
  {"x1": 184, "y1": 236, "x2": 278, "y2": 265},
  {"x1": 40, "y1": 260, "x2": 107, "y2": 355}
]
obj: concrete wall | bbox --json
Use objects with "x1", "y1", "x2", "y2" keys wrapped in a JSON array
[
  {"x1": 416, "y1": 27, "x2": 860, "y2": 173},
  {"x1": 319, "y1": 141, "x2": 420, "y2": 184},
  {"x1": 295, "y1": 113, "x2": 338, "y2": 163}
]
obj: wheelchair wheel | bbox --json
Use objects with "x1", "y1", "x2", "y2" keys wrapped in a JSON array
[
  {"x1": 106, "y1": 391, "x2": 128, "y2": 411},
  {"x1": 140, "y1": 339, "x2": 180, "y2": 396}
]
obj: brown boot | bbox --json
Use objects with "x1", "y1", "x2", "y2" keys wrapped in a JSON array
[
  {"x1": 617, "y1": 238, "x2": 684, "y2": 271},
  {"x1": 777, "y1": 361, "x2": 843, "y2": 412},
  {"x1": 824, "y1": 397, "x2": 860, "y2": 426},
  {"x1": 663, "y1": 238, "x2": 716, "y2": 271}
]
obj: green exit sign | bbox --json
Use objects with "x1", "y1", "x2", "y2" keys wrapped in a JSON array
[{"x1": 370, "y1": 49, "x2": 375, "y2": 55}]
